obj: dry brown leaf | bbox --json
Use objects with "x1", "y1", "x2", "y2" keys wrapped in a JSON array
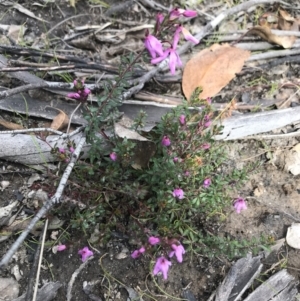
[
  {"x1": 247, "y1": 26, "x2": 296, "y2": 48},
  {"x1": 279, "y1": 9, "x2": 295, "y2": 22},
  {"x1": 50, "y1": 108, "x2": 69, "y2": 130},
  {"x1": 182, "y1": 44, "x2": 250, "y2": 100},
  {"x1": 0, "y1": 119, "x2": 23, "y2": 130}
]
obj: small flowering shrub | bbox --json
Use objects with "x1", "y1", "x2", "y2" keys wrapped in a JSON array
[{"x1": 61, "y1": 7, "x2": 269, "y2": 280}]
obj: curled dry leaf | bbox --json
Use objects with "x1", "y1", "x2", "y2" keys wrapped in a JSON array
[
  {"x1": 50, "y1": 108, "x2": 69, "y2": 130},
  {"x1": 182, "y1": 44, "x2": 250, "y2": 100},
  {"x1": 0, "y1": 119, "x2": 23, "y2": 130},
  {"x1": 247, "y1": 26, "x2": 296, "y2": 49}
]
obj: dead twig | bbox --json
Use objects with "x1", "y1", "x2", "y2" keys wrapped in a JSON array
[
  {"x1": 32, "y1": 219, "x2": 48, "y2": 301},
  {"x1": 0, "y1": 83, "x2": 49, "y2": 100},
  {"x1": 0, "y1": 134, "x2": 86, "y2": 268},
  {"x1": 67, "y1": 255, "x2": 94, "y2": 301}
]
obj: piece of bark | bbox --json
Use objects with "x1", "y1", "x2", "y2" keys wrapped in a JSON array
[
  {"x1": 214, "y1": 254, "x2": 263, "y2": 301},
  {"x1": 209, "y1": 255, "x2": 298, "y2": 301},
  {"x1": 0, "y1": 132, "x2": 92, "y2": 164},
  {"x1": 12, "y1": 282, "x2": 62, "y2": 301},
  {"x1": 244, "y1": 269, "x2": 297, "y2": 301},
  {"x1": 214, "y1": 106, "x2": 300, "y2": 140}
]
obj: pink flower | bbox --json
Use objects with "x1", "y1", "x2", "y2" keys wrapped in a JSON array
[
  {"x1": 57, "y1": 245, "x2": 67, "y2": 251},
  {"x1": 67, "y1": 92, "x2": 81, "y2": 100},
  {"x1": 173, "y1": 188, "x2": 184, "y2": 199},
  {"x1": 110, "y1": 152, "x2": 117, "y2": 161},
  {"x1": 131, "y1": 246, "x2": 145, "y2": 259},
  {"x1": 233, "y1": 198, "x2": 247, "y2": 214},
  {"x1": 169, "y1": 8, "x2": 197, "y2": 20},
  {"x1": 81, "y1": 88, "x2": 91, "y2": 99},
  {"x1": 144, "y1": 31, "x2": 164, "y2": 59},
  {"x1": 148, "y1": 236, "x2": 160, "y2": 245},
  {"x1": 181, "y1": 27, "x2": 199, "y2": 44},
  {"x1": 69, "y1": 147, "x2": 75, "y2": 153},
  {"x1": 58, "y1": 147, "x2": 65, "y2": 154},
  {"x1": 153, "y1": 257, "x2": 172, "y2": 280},
  {"x1": 184, "y1": 171, "x2": 190, "y2": 177},
  {"x1": 151, "y1": 46, "x2": 182, "y2": 75},
  {"x1": 173, "y1": 157, "x2": 179, "y2": 163},
  {"x1": 169, "y1": 244, "x2": 185, "y2": 263},
  {"x1": 201, "y1": 143, "x2": 210, "y2": 150},
  {"x1": 203, "y1": 178, "x2": 211, "y2": 188},
  {"x1": 206, "y1": 97, "x2": 212, "y2": 104},
  {"x1": 204, "y1": 115, "x2": 211, "y2": 127},
  {"x1": 78, "y1": 247, "x2": 93, "y2": 262},
  {"x1": 179, "y1": 115, "x2": 185, "y2": 125},
  {"x1": 151, "y1": 27, "x2": 182, "y2": 74},
  {"x1": 182, "y1": 10, "x2": 197, "y2": 18},
  {"x1": 156, "y1": 13, "x2": 164, "y2": 24},
  {"x1": 174, "y1": 25, "x2": 199, "y2": 44},
  {"x1": 161, "y1": 136, "x2": 171, "y2": 147}
]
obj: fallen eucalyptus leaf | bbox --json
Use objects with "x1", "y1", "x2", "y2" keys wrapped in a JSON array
[
  {"x1": 182, "y1": 43, "x2": 250, "y2": 100},
  {"x1": 50, "y1": 108, "x2": 69, "y2": 130},
  {"x1": 247, "y1": 26, "x2": 296, "y2": 49}
]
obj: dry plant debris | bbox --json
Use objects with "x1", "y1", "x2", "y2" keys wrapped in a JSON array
[{"x1": 182, "y1": 44, "x2": 250, "y2": 100}]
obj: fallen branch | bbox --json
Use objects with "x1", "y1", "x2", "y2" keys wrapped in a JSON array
[{"x1": 0, "y1": 134, "x2": 86, "y2": 268}]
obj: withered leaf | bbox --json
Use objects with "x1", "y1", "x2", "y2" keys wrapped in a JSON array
[
  {"x1": 0, "y1": 119, "x2": 23, "y2": 130},
  {"x1": 279, "y1": 9, "x2": 295, "y2": 22},
  {"x1": 50, "y1": 108, "x2": 69, "y2": 130},
  {"x1": 247, "y1": 26, "x2": 296, "y2": 49},
  {"x1": 182, "y1": 44, "x2": 250, "y2": 100}
]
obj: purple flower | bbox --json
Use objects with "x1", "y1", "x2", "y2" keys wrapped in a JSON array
[
  {"x1": 203, "y1": 178, "x2": 211, "y2": 188},
  {"x1": 78, "y1": 247, "x2": 93, "y2": 262},
  {"x1": 206, "y1": 97, "x2": 212, "y2": 104},
  {"x1": 151, "y1": 46, "x2": 182, "y2": 75},
  {"x1": 161, "y1": 136, "x2": 171, "y2": 147},
  {"x1": 201, "y1": 143, "x2": 210, "y2": 150},
  {"x1": 169, "y1": 244, "x2": 185, "y2": 263},
  {"x1": 151, "y1": 27, "x2": 182, "y2": 74},
  {"x1": 233, "y1": 198, "x2": 247, "y2": 214},
  {"x1": 182, "y1": 10, "x2": 197, "y2": 18},
  {"x1": 173, "y1": 157, "x2": 179, "y2": 163},
  {"x1": 81, "y1": 88, "x2": 91, "y2": 98},
  {"x1": 181, "y1": 27, "x2": 199, "y2": 44},
  {"x1": 153, "y1": 257, "x2": 172, "y2": 280},
  {"x1": 184, "y1": 171, "x2": 190, "y2": 177},
  {"x1": 57, "y1": 244, "x2": 67, "y2": 251},
  {"x1": 204, "y1": 115, "x2": 211, "y2": 127},
  {"x1": 173, "y1": 188, "x2": 184, "y2": 199},
  {"x1": 67, "y1": 92, "x2": 81, "y2": 100},
  {"x1": 174, "y1": 25, "x2": 199, "y2": 44},
  {"x1": 144, "y1": 31, "x2": 164, "y2": 59},
  {"x1": 148, "y1": 236, "x2": 160, "y2": 245},
  {"x1": 58, "y1": 147, "x2": 65, "y2": 154},
  {"x1": 131, "y1": 246, "x2": 145, "y2": 259},
  {"x1": 110, "y1": 152, "x2": 117, "y2": 161},
  {"x1": 169, "y1": 8, "x2": 197, "y2": 20},
  {"x1": 179, "y1": 115, "x2": 186, "y2": 125},
  {"x1": 156, "y1": 13, "x2": 164, "y2": 24},
  {"x1": 69, "y1": 147, "x2": 75, "y2": 153}
]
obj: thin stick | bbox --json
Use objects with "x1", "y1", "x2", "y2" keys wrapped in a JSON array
[
  {"x1": 66, "y1": 255, "x2": 94, "y2": 301},
  {"x1": 0, "y1": 83, "x2": 49, "y2": 100},
  {"x1": 32, "y1": 219, "x2": 49, "y2": 301},
  {"x1": 66, "y1": 103, "x2": 82, "y2": 134},
  {"x1": 0, "y1": 135, "x2": 86, "y2": 268}
]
